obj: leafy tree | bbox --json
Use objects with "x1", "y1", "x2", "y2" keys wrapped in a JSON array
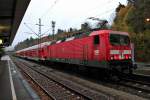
[
  {"x1": 126, "y1": 0, "x2": 150, "y2": 33},
  {"x1": 57, "y1": 29, "x2": 64, "y2": 34},
  {"x1": 81, "y1": 22, "x2": 91, "y2": 31},
  {"x1": 68, "y1": 28, "x2": 73, "y2": 32},
  {"x1": 112, "y1": 0, "x2": 150, "y2": 62},
  {"x1": 115, "y1": 2, "x2": 125, "y2": 12}
]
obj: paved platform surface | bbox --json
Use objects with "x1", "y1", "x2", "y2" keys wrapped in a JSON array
[
  {"x1": 0, "y1": 55, "x2": 40, "y2": 100},
  {"x1": 0, "y1": 61, "x2": 12, "y2": 100}
]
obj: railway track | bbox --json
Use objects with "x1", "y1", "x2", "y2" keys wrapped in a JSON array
[
  {"x1": 130, "y1": 74, "x2": 150, "y2": 84},
  {"x1": 118, "y1": 78, "x2": 150, "y2": 95},
  {"x1": 13, "y1": 59, "x2": 111, "y2": 100},
  {"x1": 12, "y1": 57, "x2": 149, "y2": 99},
  {"x1": 116, "y1": 74, "x2": 150, "y2": 97}
]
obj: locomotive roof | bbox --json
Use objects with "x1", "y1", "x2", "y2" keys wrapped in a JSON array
[{"x1": 89, "y1": 30, "x2": 129, "y2": 36}]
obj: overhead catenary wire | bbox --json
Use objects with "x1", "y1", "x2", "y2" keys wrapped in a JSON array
[
  {"x1": 24, "y1": 23, "x2": 39, "y2": 37},
  {"x1": 79, "y1": 0, "x2": 119, "y2": 25},
  {"x1": 93, "y1": 8, "x2": 115, "y2": 18},
  {"x1": 23, "y1": 22, "x2": 36, "y2": 26},
  {"x1": 83, "y1": 8, "x2": 115, "y2": 23},
  {"x1": 42, "y1": 28, "x2": 52, "y2": 36},
  {"x1": 35, "y1": 0, "x2": 60, "y2": 38},
  {"x1": 40, "y1": 0, "x2": 115, "y2": 22},
  {"x1": 84, "y1": 0, "x2": 115, "y2": 17},
  {"x1": 40, "y1": 0, "x2": 117, "y2": 28},
  {"x1": 40, "y1": 0, "x2": 59, "y2": 19},
  {"x1": 26, "y1": 0, "x2": 118, "y2": 37},
  {"x1": 24, "y1": 22, "x2": 51, "y2": 37}
]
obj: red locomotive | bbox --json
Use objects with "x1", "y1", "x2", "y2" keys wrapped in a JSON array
[{"x1": 16, "y1": 30, "x2": 135, "y2": 75}]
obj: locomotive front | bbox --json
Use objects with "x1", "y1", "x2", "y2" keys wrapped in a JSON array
[{"x1": 107, "y1": 32, "x2": 133, "y2": 74}]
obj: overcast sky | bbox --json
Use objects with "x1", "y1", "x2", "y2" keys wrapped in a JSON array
[{"x1": 12, "y1": 0, "x2": 127, "y2": 47}]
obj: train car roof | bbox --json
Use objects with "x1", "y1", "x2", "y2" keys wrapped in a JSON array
[
  {"x1": 89, "y1": 30, "x2": 129, "y2": 36},
  {"x1": 16, "y1": 41, "x2": 51, "y2": 53}
]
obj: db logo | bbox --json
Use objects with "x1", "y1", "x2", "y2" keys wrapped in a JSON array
[
  {"x1": 94, "y1": 50, "x2": 99, "y2": 55},
  {"x1": 119, "y1": 50, "x2": 123, "y2": 56}
]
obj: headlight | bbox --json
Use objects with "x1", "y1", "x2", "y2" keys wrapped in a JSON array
[
  {"x1": 129, "y1": 56, "x2": 131, "y2": 59},
  {"x1": 111, "y1": 56, "x2": 114, "y2": 60}
]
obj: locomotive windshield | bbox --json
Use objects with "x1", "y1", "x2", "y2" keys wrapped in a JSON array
[{"x1": 110, "y1": 34, "x2": 130, "y2": 46}]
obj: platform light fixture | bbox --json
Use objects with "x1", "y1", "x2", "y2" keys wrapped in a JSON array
[
  {"x1": 0, "y1": 25, "x2": 10, "y2": 30},
  {"x1": 0, "y1": 39, "x2": 3, "y2": 45},
  {"x1": 146, "y1": 18, "x2": 150, "y2": 22}
]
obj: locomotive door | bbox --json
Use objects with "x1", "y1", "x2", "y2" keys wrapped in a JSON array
[
  {"x1": 83, "y1": 45, "x2": 88, "y2": 61},
  {"x1": 93, "y1": 35, "x2": 100, "y2": 61}
]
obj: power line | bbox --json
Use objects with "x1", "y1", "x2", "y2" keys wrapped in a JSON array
[
  {"x1": 23, "y1": 22, "x2": 36, "y2": 26},
  {"x1": 84, "y1": 0, "x2": 115, "y2": 16},
  {"x1": 83, "y1": 8, "x2": 115, "y2": 23},
  {"x1": 93, "y1": 8, "x2": 115, "y2": 18},
  {"x1": 80, "y1": 0, "x2": 118, "y2": 24},
  {"x1": 24, "y1": 22, "x2": 39, "y2": 36},
  {"x1": 26, "y1": 0, "x2": 117, "y2": 37},
  {"x1": 40, "y1": 0, "x2": 59, "y2": 19},
  {"x1": 42, "y1": 28, "x2": 51, "y2": 35},
  {"x1": 24, "y1": 18, "x2": 52, "y2": 39}
]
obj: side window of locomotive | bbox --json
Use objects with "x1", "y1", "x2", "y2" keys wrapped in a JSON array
[{"x1": 94, "y1": 35, "x2": 100, "y2": 45}]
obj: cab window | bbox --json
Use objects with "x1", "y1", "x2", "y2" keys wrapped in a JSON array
[{"x1": 110, "y1": 34, "x2": 130, "y2": 46}]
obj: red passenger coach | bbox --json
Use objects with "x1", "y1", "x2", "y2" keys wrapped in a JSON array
[{"x1": 16, "y1": 30, "x2": 134, "y2": 74}]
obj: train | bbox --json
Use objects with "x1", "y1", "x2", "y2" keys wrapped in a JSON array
[{"x1": 16, "y1": 30, "x2": 136, "y2": 77}]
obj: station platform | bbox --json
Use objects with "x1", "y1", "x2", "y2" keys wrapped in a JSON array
[{"x1": 0, "y1": 55, "x2": 40, "y2": 100}]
